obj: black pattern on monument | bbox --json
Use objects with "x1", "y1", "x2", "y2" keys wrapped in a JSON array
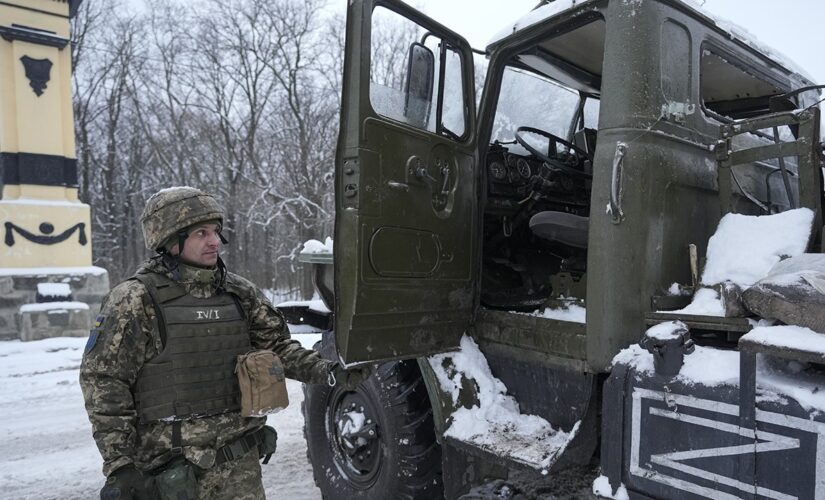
[
  {"x1": 20, "y1": 56, "x2": 52, "y2": 96},
  {"x1": 4, "y1": 221, "x2": 86, "y2": 246}
]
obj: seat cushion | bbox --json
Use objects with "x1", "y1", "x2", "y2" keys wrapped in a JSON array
[{"x1": 529, "y1": 211, "x2": 589, "y2": 248}]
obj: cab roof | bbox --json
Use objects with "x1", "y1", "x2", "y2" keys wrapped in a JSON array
[{"x1": 487, "y1": 0, "x2": 815, "y2": 85}]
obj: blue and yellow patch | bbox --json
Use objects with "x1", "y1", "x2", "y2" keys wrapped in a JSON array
[
  {"x1": 85, "y1": 330, "x2": 99, "y2": 352},
  {"x1": 85, "y1": 315, "x2": 106, "y2": 352}
]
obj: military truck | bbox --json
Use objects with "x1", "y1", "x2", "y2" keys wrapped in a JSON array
[{"x1": 282, "y1": 0, "x2": 825, "y2": 498}]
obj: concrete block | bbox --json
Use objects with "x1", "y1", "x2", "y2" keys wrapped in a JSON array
[{"x1": 18, "y1": 302, "x2": 91, "y2": 341}]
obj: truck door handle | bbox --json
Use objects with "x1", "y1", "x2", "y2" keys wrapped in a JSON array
[
  {"x1": 439, "y1": 166, "x2": 451, "y2": 195},
  {"x1": 415, "y1": 165, "x2": 452, "y2": 196},
  {"x1": 610, "y1": 142, "x2": 627, "y2": 224}
]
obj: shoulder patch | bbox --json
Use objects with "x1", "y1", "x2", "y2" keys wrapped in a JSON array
[
  {"x1": 85, "y1": 330, "x2": 100, "y2": 353},
  {"x1": 94, "y1": 315, "x2": 105, "y2": 328}
]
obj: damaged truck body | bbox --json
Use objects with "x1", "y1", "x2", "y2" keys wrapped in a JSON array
[{"x1": 286, "y1": 0, "x2": 825, "y2": 498}]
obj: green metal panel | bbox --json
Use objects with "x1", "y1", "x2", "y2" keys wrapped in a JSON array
[{"x1": 334, "y1": 0, "x2": 478, "y2": 364}]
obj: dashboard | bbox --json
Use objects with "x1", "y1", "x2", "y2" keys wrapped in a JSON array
[
  {"x1": 486, "y1": 144, "x2": 544, "y2": 199},
  {"x1": 484, "y1": 142, "x2": 591, "y2": 216}
]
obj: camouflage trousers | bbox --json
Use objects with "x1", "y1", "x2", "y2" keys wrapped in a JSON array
[{"x1": 196, "y1": 448, "x2": 265, "y2": 500}]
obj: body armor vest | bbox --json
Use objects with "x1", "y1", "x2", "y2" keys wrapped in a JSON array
[{"x1": 132, "y1": 271, "x2": 251, "y2": 422}]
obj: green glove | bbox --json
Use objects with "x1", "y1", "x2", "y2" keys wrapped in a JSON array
[
  {"x1": 329, "y1": 362, "x2": 374, "y2": 390},
  {"x1": 100, "y1": 464, "x2": 153, "y2": 500}
]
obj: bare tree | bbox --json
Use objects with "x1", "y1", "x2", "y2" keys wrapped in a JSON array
[{"x1": 71, "y1": 0, "x2": 423, "y2": 295}]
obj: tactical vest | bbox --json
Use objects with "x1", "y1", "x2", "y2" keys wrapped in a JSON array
[{"x1": 132, "y1": 271, "x2": 251, "y2": 422}]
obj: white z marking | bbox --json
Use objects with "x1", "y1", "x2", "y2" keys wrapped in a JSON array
[{"x1": 630, "y1": 387, "x2": 825, "y2": 500}]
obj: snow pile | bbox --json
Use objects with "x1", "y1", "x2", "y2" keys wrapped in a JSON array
[
  {"x1": 612, "y1": 344, "x2": 739, "y2": 387},
  {"x1": 489, "y1": 0, "x2": 593, "y2": 45},
  {"x1": 19, "y1": 301, "x2": 89, "y2": 313},
  {"x1": 37, "y1": 283, "x2": 72, "y2": 298},
  {"x1": 742, "y1": 325, "x2": 825, "y2": 360},
  {"x1": 645, "y1": 320, "x2": 687, "y2": 341},
  {"x1": 277, "y1": 299, "x2": 330, "y2": 314},
  {"x1": 666, "y1": 209, "x2": 813, "y2": 317},
  {"x1": 669, "y1": 288, "x2": 724, "y2": 317},
  {"x1": 616, "y1": 325, "x2": 825, "y2": 414},
  {"x1": 429, "y1": 335, "x2": 579, "y2": 471},
  {"x1": 301, "y1": 237, "x2": 333, "y2": 254},
  {"x1": 521, "y1": 303, "x2": 586, "y2": 323},
  {"x1": 0, "y1": 266, "x2": 107, "y2": 277},
  {"x1": 1, "y1": 197, "x2": 85, "y2": 207},
  {"x1": 592, "y1": 475, "x2": 629, "y2": 500},
  {"x1": 701, "y1": 208, "x2": 813, "y2": 287},
  {"x1": 339, "y1": 408, "x2": 366, "y2": 440},
  {"x1": 756, "y1": 253, "x2": 825, "y2": 293}
]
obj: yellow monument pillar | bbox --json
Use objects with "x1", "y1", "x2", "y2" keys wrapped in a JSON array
[{"x1": 0, "y1": 0, "x2": 108, "y2": 340}]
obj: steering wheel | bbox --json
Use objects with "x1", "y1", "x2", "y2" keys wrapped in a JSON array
[{"x1": 515, "y1": 126, "x2": 592, "y2": 178}]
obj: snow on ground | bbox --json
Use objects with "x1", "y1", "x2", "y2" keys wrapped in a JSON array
[{"x1": 0, "y1": 333, "x2": 322, "y2": 500}]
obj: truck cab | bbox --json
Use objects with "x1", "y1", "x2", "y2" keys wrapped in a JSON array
[{"x1": 299, "y1": 0, "x2": 825, "y2": 498}]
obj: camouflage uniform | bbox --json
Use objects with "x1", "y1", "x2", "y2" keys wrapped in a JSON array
[{"x1": 80, "y1": 188, "x2": 335, "y2": 499}]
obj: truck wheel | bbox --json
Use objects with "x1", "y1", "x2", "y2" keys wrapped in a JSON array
[{"x1": 302, "y1": 334, "x2": 443, "y2": 499}]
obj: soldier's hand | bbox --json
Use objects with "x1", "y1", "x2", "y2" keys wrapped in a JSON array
[
  {"x1": 329, "y1": 362, "x2": 374, "y2": 390},
  {"x1": 100, "y1": 464, "x2": 152, "y2": 500}
]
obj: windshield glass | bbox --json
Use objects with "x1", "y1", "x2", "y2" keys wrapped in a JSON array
[{"x1": 491, "y1": 66, "x2": 582, "y2": 145}]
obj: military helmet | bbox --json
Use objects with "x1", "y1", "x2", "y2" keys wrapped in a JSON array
[{"x1": 140, "y1": 187, "x2": 224, "y2": 251}]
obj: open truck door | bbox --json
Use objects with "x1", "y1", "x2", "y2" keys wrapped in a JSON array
[{"x1": 334, "y1": 0, "x2": 478, "y2": 364}]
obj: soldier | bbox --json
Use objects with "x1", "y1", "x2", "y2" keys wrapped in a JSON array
[{"x1": 80, "y1": 187, "x2": 370, "y2": 500}]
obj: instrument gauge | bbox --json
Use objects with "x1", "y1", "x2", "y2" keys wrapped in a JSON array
[
  {"x1": 508, "y1": 167, "x2": 520, "y2": 183},
  {"x1": 516, "y1": 158, "x2": 531, "y2": 179},
  {"x1": 489, "y1": 161, "x2": 507, "y2": 180}
]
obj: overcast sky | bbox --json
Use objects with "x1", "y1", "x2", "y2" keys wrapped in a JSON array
[
  {"x1": 408, "y1": 0, "x2": 824, "y2": 85},
  {"x1": 125, "y1": 0, "x2": 823, "y2": 90}
]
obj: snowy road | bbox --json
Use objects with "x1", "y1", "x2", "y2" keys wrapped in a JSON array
[{"x1": 0, "y1": 336, "x2": 322, "y2": 500}]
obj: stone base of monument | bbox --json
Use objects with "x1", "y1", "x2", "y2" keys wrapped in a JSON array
[
  {"x1": 18, "y1": 302, "x2": 92, "y2": 341},
  {"x1": 0, "y1": 267, "x2": 109, "y2": 340}
]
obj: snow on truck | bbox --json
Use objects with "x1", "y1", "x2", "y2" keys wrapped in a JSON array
[{"x1": 279, "y1": 0, "x2": 825, "y2": 498}]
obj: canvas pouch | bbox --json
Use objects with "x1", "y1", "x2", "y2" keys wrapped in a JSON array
[
  {"x1": 236, "y1": 350, "x2": 289, "y2": 417},
  {"x1": 152, "y1": 458, "x2": 197, "y2": 500}
]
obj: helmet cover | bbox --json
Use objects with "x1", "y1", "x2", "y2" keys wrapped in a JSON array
[{"x1": 140, "y1": 186, "x2": 224, "y2": 251}]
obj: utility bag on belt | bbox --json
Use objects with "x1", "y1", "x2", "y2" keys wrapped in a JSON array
[
  {"x1": 153, "y1": 457, "x2": 198, "y2": 500},
  {"x1": 236, "y1": 350, "x2": 289, "y2": 416}
]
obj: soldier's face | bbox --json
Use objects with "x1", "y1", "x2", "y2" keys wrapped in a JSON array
[{"x1": 171, "y1": 223, "x2": 222, "y2": 267}]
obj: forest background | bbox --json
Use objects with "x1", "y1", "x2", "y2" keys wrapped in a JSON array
[
  {"x1": 13, "y1": 0, "x2": 823, "y2": 297},
  {"x1": 62, "y1": 0, "x2": 415, "y2": 296}
]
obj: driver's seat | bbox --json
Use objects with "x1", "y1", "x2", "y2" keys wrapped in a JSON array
[{"x1": 529, "y1": 211, "x2": 589, "y2": 249}]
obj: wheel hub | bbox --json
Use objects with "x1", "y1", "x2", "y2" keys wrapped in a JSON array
[{"x1": 328, "y1": 389, "x2": 382, "y2": 487}]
